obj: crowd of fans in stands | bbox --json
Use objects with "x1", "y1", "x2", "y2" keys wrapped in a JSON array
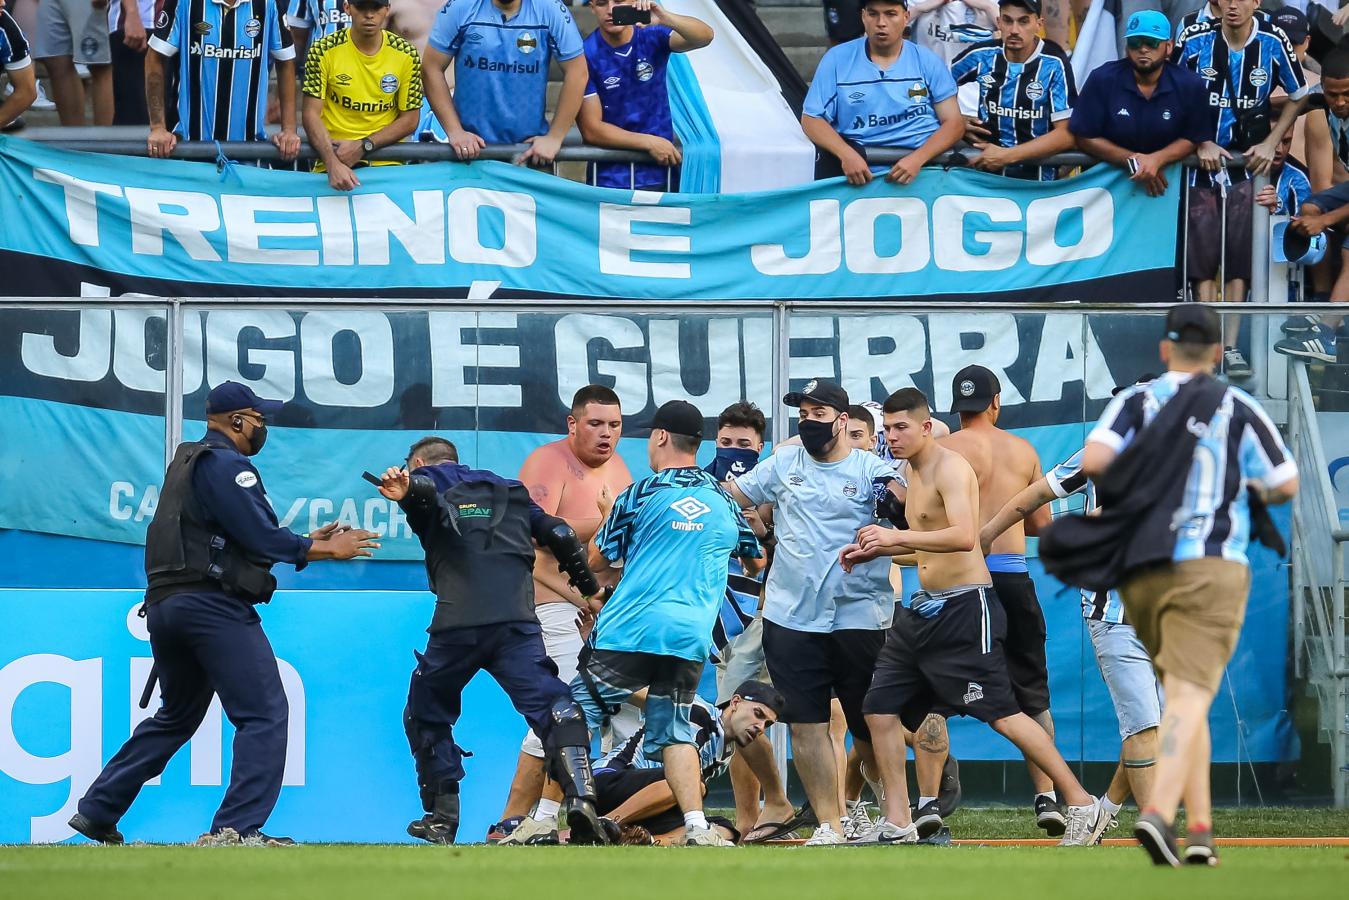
[{"x1": 0, "y1": 0, "x2": 1347, "y2": 362}]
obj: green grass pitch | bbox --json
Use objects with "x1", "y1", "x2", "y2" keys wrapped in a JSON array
[{"x1": 2, "y1": 844, "x2": 1345, "y2": 900}]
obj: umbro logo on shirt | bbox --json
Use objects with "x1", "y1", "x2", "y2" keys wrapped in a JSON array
[
  {"x1": 336, "y1": 73, "x2": 352, "y2": 85},
  {"x1": 670, "y1": 496, "x2": 711, "y2": 532},
  {"x1": 1116, "y1": 108, "x2": 1130, "y2": 117}
]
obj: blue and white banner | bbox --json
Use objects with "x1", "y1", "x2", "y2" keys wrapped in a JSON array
[{"x1": 0, "y1": 136, "x2": 1180, "y2": 301}]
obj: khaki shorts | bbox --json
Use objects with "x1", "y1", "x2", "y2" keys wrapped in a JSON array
[{"x1": 1119, "y1": 558, "x2": 1250, "y2": 694}]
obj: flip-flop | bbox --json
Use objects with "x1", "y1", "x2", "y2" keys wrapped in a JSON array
[{"x1": 742, "y1": 820, "x2": 797, "y2": 844}]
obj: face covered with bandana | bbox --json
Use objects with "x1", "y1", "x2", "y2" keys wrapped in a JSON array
[
  {"x1": 796, "y1": 401, "x2": 844, "y2": 459},
  {"x1": 708, "y1": 424, "x2": 764, "y2": 481}
]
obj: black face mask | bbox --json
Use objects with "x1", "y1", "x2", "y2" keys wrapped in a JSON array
[
  {"x1": 797, "y1": 417, "x2": 839, "y2": 458},
  {"x1": 246, "y1": 423, "x2": 268, "y2": 456}
]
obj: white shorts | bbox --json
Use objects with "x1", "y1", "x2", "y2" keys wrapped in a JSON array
[
  {"x1": 521, "y1": 601, "x2": 585, "y2": 757},
  {"x1": 34, "y1": 0, "x2": 110, "y2": 65}
]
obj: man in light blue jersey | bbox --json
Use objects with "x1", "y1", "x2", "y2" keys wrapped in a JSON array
[
  {"x1": 724, "y1": 379, "x2": 904, "y2": 845},
  {"x1": 951, "y1": 0, "x2": 1076, "y2": 181},
  {"x1": 575, "y1": 399, "x2": 762, "y2": 847},
  {"x1": 422, "y1": 0, "x2": 587, "y2": 167},
  {"x1": 801, "y1": 0, "x2": 964, "y2": 185},
  {"x1": 981, "y1": 375, "x2": 1163, "y2": 838},
  {"x1": 1079, "y1": 305, "x2": 1298, "y2": 866},
  {"x1": 146, "y1": 0, "x2": 300, "y2": 160}
]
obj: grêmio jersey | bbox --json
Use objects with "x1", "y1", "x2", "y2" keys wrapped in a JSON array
[
  {"x1": 286, "y1": 0, "x2": 349, "y2": 41},
  {"x1": 583, "y1": 24, "x2": 675, "y2": 190},
  {"x1": 803, "y1": 36, "x2": 957, "y2": 150},
  {"x1": 428, "y1": 0, "x2": 583, "y2": 145},
  {"x1": 303, "y1": 28, "x2": 422, "y2": 162},
  {"x1": 951, "y1": 37, "x2": 1075, "y2": 181},
  {"x1": 150, "y1": 0, "x2": 295, "y2": 142}
]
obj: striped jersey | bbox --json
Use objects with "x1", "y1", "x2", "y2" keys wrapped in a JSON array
[
  {"x1": 1087, "y1": 371, "x2": 1297, "y2": 566},
  {"x1": 285, "y1": 0, "x2": 349, "y2": 40},
  {"x1": 1173, "y1": 2, "x2": 1269, "y2": 39},
  {"x1": 951, "y1": 38, "x2": 1075, "y2": 181},
  {"x1": 1273, "y1": 159, "x2": 1311, "y2": 215},
  {"x1": 1172, "y1": 19, "x2": 1306, "y2": 153},
  {"x1": 0, "y1": 10, "x2": 30, "y2": 71},
  {"x1": 597, "y1": 696, "x2": 729, "y2": 780},
  {"x1": 149, "y1": 0, "x2": 295, "y2": 142},
  {"x1": 1043, "y1": 448, "x2": 1125, "y2": 624}
]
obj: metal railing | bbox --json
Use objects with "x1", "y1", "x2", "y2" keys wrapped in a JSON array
[{"x1": 1288, "y1": 358, "x2": 1349, "y2": 807}]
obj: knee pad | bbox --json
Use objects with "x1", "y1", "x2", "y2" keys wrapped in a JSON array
[{"x1": 546, "y1": 697, "x2": 590, "y2": 751}]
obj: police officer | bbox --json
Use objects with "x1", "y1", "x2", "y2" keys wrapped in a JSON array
[
  {"x1": 375, "y1": 438, "x2": 610, "y2": 845},
  {"x1": 69, "y1": 382, "x2": 379, "y2": 845}
]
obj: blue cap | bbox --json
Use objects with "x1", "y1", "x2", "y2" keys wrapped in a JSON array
[
  {"x1": 1124, "y1": 10, "x2": 1171, "y2": 40},
  {"x1": 205, "y1": 381, "x2": 284, "y2": 416},
  {"x1": 1272, "y1": 222, "x2": 1328, "y2": 266}
]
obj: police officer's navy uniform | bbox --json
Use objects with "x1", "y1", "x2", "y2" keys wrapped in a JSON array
[
  {"x1": 398, "y1": 461, "x2": 607, "y2": 844},
  {"x1": 74, "y1": 384, "x2": 310, "y2": 841}
]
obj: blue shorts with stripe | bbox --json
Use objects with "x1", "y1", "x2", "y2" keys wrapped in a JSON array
[{"x1": 862, "y1": 584, "x2": 1021, "y2": 731}]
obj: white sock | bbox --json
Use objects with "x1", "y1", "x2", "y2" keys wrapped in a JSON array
[
  {"x1": 918, "y1": 796, "x2": 937, "y2": 809},
  {"x1": 534, "y1": 799, "x2": 560, "y2": 821},
  {"x1": 1101, "y1": 797, "x2": 1123, "y2": 818},
  {"x1": 684, "y1": 811, "x2": 708, "y2": 831},
  {"x1": 1036, "y1": 791, "x2": 1057, "y2": 803}
]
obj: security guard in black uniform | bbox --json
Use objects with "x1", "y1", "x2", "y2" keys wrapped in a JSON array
[
  {"x1": 69, "y1": 382, "x2": 379, "y2": 845},
  {"x1": 376, "y1": 437, "x2": 610, "y2": 845}
]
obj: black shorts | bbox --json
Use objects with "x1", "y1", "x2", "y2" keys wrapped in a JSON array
[
  {"x1": 862, "y1": 585, "x2": 1021, "y2": 731},
  {"x1": 990, "y1": 571, "x2": 1051, "y2": 717},
  {"x1": 761, "y1": 619, "x2": 885, "y2": 742},
  {"x1": 822, "y1": 0, "x2": 863, "y2": 43},
  {"x1": 1186, "y1": 179, "x2": 1255, "y2": 283},
  {"x1": 595, "y1": 767, "x2": 683, "y2": 836}
]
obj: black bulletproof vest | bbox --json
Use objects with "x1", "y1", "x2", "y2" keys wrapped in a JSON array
[
  {"x1": 425, "y1": 479, "x2": 538, "y2": 632},
  {"x1": 144, "y1": 442, "x2": 277, "y2": 606}
]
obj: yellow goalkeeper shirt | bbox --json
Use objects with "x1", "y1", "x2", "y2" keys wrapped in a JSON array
[{"x1": 303, "y1": 28, "x2": 422, "y2": 168}]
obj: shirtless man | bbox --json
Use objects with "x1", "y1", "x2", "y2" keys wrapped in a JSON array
[
  {"x1": 940, "y1": 364, "x2": 1062, "y2": 835},
  {"x1": 492, "y1": 385, "x2": 634, "y2": 841},
  {"x1": 841, "y1": 387, "x2": 1104, "y2": 846}
]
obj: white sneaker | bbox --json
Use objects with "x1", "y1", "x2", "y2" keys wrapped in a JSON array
[
  {"x1": 32, "y1": 81, "x2": 57, "y2": 110},
  {"x1": 684, "y1": 824, "x2": 734, "y2": 846},
  {"x1": 1059, "y1": 797, "x2": 1105, "y2": 846},
  {"x1": 803, "y1": 823, "x2": 847, "y2": 845},
  {"x1": 850, "y1": 818, "x2": 918, "y2": 844},
  {"x1": 843, "y1": 802, "x2": 874, "y2": 840},
  {"x1": 498, "y1": 816, "x2": 559, "y2": 845}
]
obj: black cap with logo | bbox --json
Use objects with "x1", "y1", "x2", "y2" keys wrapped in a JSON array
[
  {"x1": 1164, "y1": 304, "x2": 1222, "y2": 345},
  {"x1": 642, "y1": 400, "x2": 705, "y2": 440},
  {"x1": 784, "y1": 378, "x2": 850, "y2": 413},
  {"x1": 949, "y1": 365, "x2": 1001, "y2": 414},
  {"x1": 1271, "y1": 6, "x2": 1308, "y2": 45},
  {"x1": 731, "y1": 680, "x2": 787, "y2": 717}
]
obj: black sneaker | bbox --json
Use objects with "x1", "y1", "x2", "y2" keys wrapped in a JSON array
[
  {"x1": 68, "y1": 813, "x2": 124, "y2": 845},
  {"x1": 913, "y1": 800, "x2": 944, "y2": 840},
  {"x1": 1034, "y1": 795, "x2": 1065, "y2": 837},
  {"x1": 564, "y1": 798, "x2": 611, "y2": 845},
  {"x1": 1184, "y1": 828, "x2": 1219, "y2": 866},
  {"x1": 1, "y1": 115, "x2": 23, "y2": 133},
  {"x1": 408, "y1": 815, "x2": 458, "y2": 845},
  {"x1": 1134, "y1": 810, "x2": 1182, "y2": 867},
  {"x1": 1275, "y1": 327, "x2": 1338, "y2": 363},
  {"x1": 936, "y1": 754, "x2": 962, "y2": 817},
  {"x1": 1281, "y1": 314, "x2": 1322, "y2": 336}
]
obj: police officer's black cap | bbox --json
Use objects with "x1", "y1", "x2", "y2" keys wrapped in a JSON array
[
  {"x1": 642, "y1": 399, "x2": 705, "y2": 440},
  {"x1": 1164, "y1": 304, "x2": 1222, "y2": 345},
  {"x1": 999, "y1": 0, "x2": 1041, "y2": 13},
  {"x1": 732, "y1": 680, "x2": 787, "y2": 718},
  {"x1": 206, "y1": 381, "x2": 284, "y2": 417},
  {"x1": 950, "y1": 365, "x2": 1001, "y2": 414},
  {"x1": 783, "y1": 378, "x2": 849, "y2": 414}
]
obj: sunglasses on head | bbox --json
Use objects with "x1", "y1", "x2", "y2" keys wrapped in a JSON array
[{"x1": 1127, "y1": 36, "x2": 1163, "y2": 50}]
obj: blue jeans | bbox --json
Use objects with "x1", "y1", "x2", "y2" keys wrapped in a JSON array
[{"x1": 1087, "y1": 619, "x2": 1163, "y2": 740}]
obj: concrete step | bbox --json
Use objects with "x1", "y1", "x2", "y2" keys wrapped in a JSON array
[
  {"x1": 758, "y1": 5, "x2": 828, "y2": 48},
  {"x1": 784, "y1": 44, "x2": 828, "y2": 82},
  {"x1": 756, "y1": 0, "x2": 824, "y2": 7}
]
